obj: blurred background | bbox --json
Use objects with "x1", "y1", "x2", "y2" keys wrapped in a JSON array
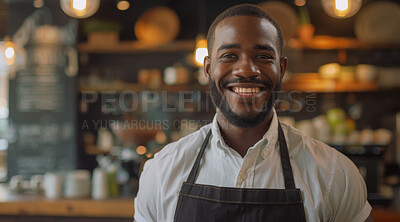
[{"x1": 0, "y1": 0, "x2": 399, "y2": 221}]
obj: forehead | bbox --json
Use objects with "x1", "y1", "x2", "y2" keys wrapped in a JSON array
[{"x1": 212, "y1": 16, "x2": 279, "y2": 55}]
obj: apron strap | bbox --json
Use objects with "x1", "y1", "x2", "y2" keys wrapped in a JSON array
[
  {"x1": 278, "y1": 122, "x2": 296, "y2": 189},
  {"x1": 186, "y1": 129, "x2": 212, "y2": 184}
]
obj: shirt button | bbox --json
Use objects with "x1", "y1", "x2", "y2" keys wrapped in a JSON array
[{"x1": 261, "y1": 149, "x2": 268, "y2": 159}]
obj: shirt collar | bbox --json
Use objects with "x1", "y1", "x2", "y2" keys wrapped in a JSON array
[{"x1": 210, "y1": 109, "x2": 279, "y2": 158}]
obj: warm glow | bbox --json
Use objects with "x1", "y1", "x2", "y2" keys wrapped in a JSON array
[
  {"x1": 117, "y1": 1, "x2": 130, "y2": 11},
  {"x1": 321, "y1": 0, "x2": 362, "y2": 18},
  {"x1": 195, "y1": 48, "x2": 208, "y2": 66},
  {"x1": 194, "y1": 38, "x2": 208, "y2": 67},
  {"x1": 33, "y1": 0, "x2": 44, "y2": 8},
  {"x1": 60, "y1": 0, "x2": 100, "y2": 18},
  {"x1": 73, "y1": 0, "x2": 87, "y2": 11},
  {"x1": 335, "y1": 0, "x2": 348, "y2": 11},
  {"x1": 295, "y1": 0, "x2": 306, "y2": 7},
  {"x1": 146, "y1": 153, "x2": 153, "y2": 158},
  {"x1": 136, "y1": 146, "x2": 147, "y2": 155},
  {"x1": 4, "y1": 41, "x2": 15, "y2": 66},
  {"x1": 5, "y1": 47, "x2": 14, "y2": 60},
  {"x1": 155, "y1": 131, "x2": 167, "y2": 144}
]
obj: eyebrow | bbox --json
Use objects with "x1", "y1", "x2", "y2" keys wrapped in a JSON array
[
  {"x1": 217, "y1": 44, "x2": 240, "y2": 53},
  {"x1": 254, "y1": 44, "x2": 276, "y2": 56},
  {"x1": 216, "y1": 43, "x2": 276, "y2": 56}
]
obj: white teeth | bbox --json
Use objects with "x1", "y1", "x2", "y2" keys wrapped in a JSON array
[{"x1": 232, "y1": 87, "x2": 260, "y2": 94}]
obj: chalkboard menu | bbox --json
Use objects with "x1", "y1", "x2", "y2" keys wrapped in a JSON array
[
  {"x1": 6, "y1": 3, "x2": 78, "y2": 179},
  {"x1": 8, "y1": 69, "x2": 76, "y2": 179}
]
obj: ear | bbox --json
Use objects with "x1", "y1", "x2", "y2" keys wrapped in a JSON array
[
  {"x1": 279, "y1": 57, "x2": 288, "y2": 79},
  {"x1": 204, "y1": 56, "x2": 211, "y2": 80}
]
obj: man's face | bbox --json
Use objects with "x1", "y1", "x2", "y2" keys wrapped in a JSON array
[{"x1": 205, "y1": 16, "x2": 287, "y2": 128}]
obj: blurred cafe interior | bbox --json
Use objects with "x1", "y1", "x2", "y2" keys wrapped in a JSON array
[{"x1": 0, "y1": 0, "x2": 399, "y2": 221}]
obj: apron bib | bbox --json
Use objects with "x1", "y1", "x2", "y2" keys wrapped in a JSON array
[{"x1": 174, "y1": 122, "x2": 306, "y2": 222}]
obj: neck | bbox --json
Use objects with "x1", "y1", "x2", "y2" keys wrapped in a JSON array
[{"x1": 216, "y1": 111, "x2": 274, "y2": 157}]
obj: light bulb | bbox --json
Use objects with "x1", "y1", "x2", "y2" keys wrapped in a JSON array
[
  {"x1": 136, "y1": 146, "x2": 147, "y2": 155},
  {"x1": 0, "y1": 40, "x2": 26, "y2": 75},
  {"x1": 4, "y1": 41, "x2": 15, "y2": 66},
  {"x1": 295, "y1": 0, "x2": 306, "y2": 7},
  {"x1": 60, "y1": 0, "x2": 100, "y2": 19},
  {"x1": 73, "y1": 0, "x2": 87, "y2": 11},
  {"x1": 117, "y1": 0, "x2": 130, "y2": 11},
  {"x1": 194, "y1": 37, "x2": 208, "y2": 67},
  {"x1": 321, "y1": 0, "x2": 362, "y2": 18},
  {"x1": 5, "y1": 47, "x2": 15, "y2": 62}
]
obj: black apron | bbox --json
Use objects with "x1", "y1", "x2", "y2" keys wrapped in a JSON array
[{"x1": 174, "y1": 122, "x2": 306, "y2": 222}]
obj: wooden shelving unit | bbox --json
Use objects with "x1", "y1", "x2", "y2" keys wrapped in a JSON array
[
  {"x1": 78, "y1": 83, "x2": 208, "y2": 93},
  {"x1": 282, "y1": 73, "x2": 379, "y2": 92},
  {"x1": 78, "y1": 40, "x2": 195, "y2": 53},
  {"x1": 77, "y1": 37, "x2": 398, "y2": 93},
  {"x1": 78, "y1": 83, "x2": 141, "y2": 92},
  {"x1": 288, "y1": 36, "x2": 400, "y2": 50},
  {"x1": 78, "y1": 74, "x2": 398, "y2": 93}
]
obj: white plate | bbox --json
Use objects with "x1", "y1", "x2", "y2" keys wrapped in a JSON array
[
  {"x1": 257, "y1": 1, "x2": 299, "y2": 41},
  {"x1": 355, "y1": 1, "x2": 400, "y2": 44}
]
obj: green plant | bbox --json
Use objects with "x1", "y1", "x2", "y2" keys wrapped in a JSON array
[{"x1": 83, "y1": 19, "x2": 123, "y2": 34}]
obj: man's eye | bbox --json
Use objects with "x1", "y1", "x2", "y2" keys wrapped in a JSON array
[
  {"x1": 256, "y1": 54, "x2": 272, "y2": 59},
  {"x1": 221, "y1": 53, "x2": 237, "y2": 59}
]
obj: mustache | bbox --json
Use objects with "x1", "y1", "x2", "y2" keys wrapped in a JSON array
[{"x1": 220, "y1": 77, "x2": 273, "y2": 89}]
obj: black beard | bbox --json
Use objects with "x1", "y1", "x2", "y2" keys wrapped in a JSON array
[{"x1": 209, "y1": 78, "x2": 282, "y2": 128}]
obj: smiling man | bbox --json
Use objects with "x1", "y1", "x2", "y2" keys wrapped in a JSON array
[{"x1": 134, "y1": 4, "x2": 373, "y2": 222}]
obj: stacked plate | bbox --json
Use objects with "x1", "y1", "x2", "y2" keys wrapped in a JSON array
[
  {"x1": 64, "y1": 170, "x2": 91, "y2": 199},
  {"x1": 355, "y1": 1, "x2": 400, "y2": 44}
]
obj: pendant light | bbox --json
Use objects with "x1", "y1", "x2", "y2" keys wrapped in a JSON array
[
  {"x1": 194, "y1": 35, "x2": 208, "y2": 67},
  {"x1": 321, "y1": 0, "x2": 362, "y2": 18},
  {"x1": 193, "y1": 0, "x2": 208, "y2": 67},
  {"x1": 60, "y1": 0, "x2": 100, "y2": 19},
  {"x1": 0, "y1": 37, "x2": 26, "y2": 76},
  {"x1": 117, "y1": 0, "x2": 130, "y2": 11}
]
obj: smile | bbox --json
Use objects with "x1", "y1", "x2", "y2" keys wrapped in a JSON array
[
  {"x1": 224, "y1": 82, "x2": 268, "y2": 98},
  {"x1": 232, "y1": 87, "x2": 261, "y2": 95}
]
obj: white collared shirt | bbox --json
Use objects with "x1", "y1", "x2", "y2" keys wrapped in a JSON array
[{"x1": 134, "y1": 110, "x2": 372, "y2": 222}]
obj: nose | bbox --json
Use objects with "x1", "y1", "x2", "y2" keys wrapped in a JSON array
[{"x1": 232, "y1": 55, "x2": 261, "y2": 78}]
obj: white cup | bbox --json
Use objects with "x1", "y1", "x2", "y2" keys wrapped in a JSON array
[
  {"x1": 30, "y1": 174, "x2": 43, "y2": 193},
  {"x1": 43, "y1": 172, "x2": 63, "y2": 199},
  {"x1": 9, "y1": 175, "x2": 24, "y2": 193},
  {"x1": 92, "y1": 168, "x2": 109, "y2": 200},
  {"x1": 64, "y1": 170, "x2": 91, "y2": 199}
]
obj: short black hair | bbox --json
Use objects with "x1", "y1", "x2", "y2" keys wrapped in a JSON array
[{"x1": 206, "y1": 4, "x2": 284, "y2": 57}]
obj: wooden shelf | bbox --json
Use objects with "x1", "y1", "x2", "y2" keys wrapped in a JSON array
[
  {"x1": 78, "y1": 40, "x2": 195, "y2": 54},
  {"x1": 282, "y1": 73, "x2": 379, "y2": 92},
  {"x1": 288, "y1": 36, "x2": 400, "y2": 50},
  {"x1": 78, "y1": 83, "x2": 141, "y2": 92},
  {"x1": 0, "y1": 185, "x2": 133, "y2": 218},
  {"x1": 78, "y1": 37, "x2": 399, "y2": 53},
  {"x1": 78, "y1": 83, "x2": 208, "y2": 93}
]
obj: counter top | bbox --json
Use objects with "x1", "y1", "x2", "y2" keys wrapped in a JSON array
[
  {"x1": 0, "y1": 185, "x2": 133, "y2": 218},
  {"x1": 1, "y1": 185, "x2": 400, "y2": 221}
]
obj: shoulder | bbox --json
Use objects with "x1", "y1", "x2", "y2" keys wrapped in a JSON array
[
  {"x1": 281, "y1": 121, "x2": 360, "y2": 181},
  {"x1": 153, "y1": 124, "x2": 212, "y2": 163},
  {"x1": 280, "y1": 121, "x2": 339, "y2": 162},
  {"x1": 134, "y1": 124, "x2": 212, "y2": 222},
  {"x1": 280, "y1": 122, "x2": 371, "y2": 221},
  {"x1": 142, "y1": 123, "x2": 212, "y2": 185}
]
